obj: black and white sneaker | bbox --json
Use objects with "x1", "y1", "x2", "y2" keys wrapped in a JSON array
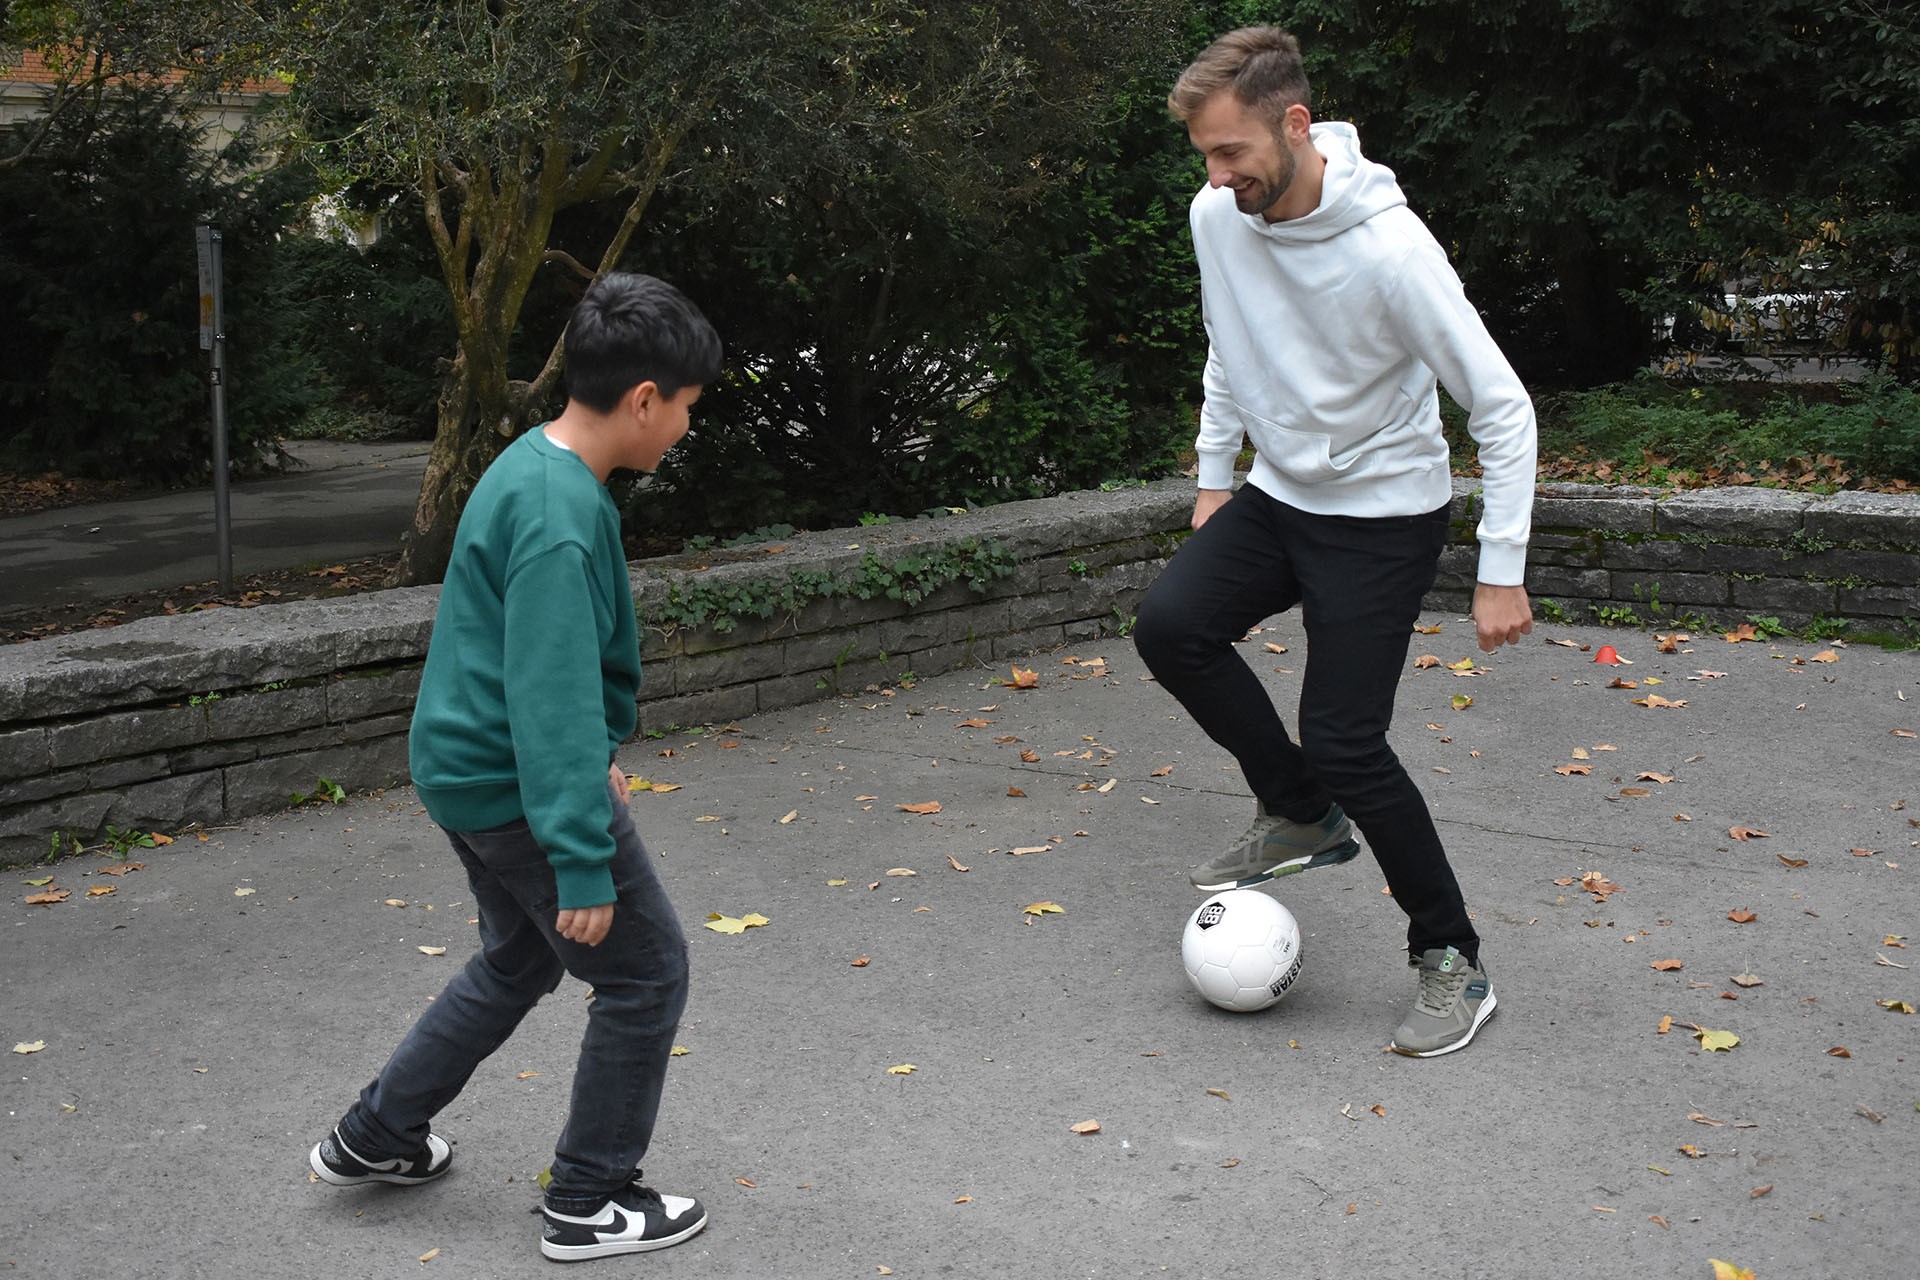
[
  {"x1": 309, "y1": 1126, "x2": 452, "y2": 1187},
  {"x1": 541, "y1": 1179, "x2": 708, "y2": 1261}
]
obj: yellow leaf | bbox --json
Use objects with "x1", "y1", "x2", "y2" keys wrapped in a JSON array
[
  {"x1": 233, "y1": 887, "x2": 256, "y2": 897},
  {"x1": 1693, "y1": 1027, "x2": 1740, "y2": 1052},
  {"x1": 1709, "y1": 1262, "x2": 1756, "y2": 1280},
  {"x1": 826, "y1": 878, "x2": 848, "y2": 886},
  {"x1": 12, "y1": 1041, "x2": 46, "y2": 1055},
  {"x1": 1069, "y1": 1119, "x2": 1101, "y2": 1134},
  {"x1": 1878, "y1": 999, "x2": 1916, "y2": 1014},
  {"x1": 1022, "y1": 901, "x2": 1064, "y2": 916},
  {"x1": 887, "y1": 1063, "x2": 917, "y2": 1075},
  {"x1": 24, "y1": 876, "x2": 52, "y2": 887},
  {"x1": 670, "y1": 1044, "x2": 691, "y2": 1056},
  {"x1": 1451, "y1": 694, "x2": 1473, "y2": 711},
  {"x1": 417, "y1": 946, "x2": 448, "y2": 956},
  {"x1": 704, "y1": 912, "x2": 769, "y2": 934},
  {"x1": 1446, "y1": 657, "x2": 1476, "y2": 671}
]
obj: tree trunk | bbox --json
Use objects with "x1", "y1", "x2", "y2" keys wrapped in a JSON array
[{"x1": 391, "y1": 341, "x2": 522, "y2": 586}]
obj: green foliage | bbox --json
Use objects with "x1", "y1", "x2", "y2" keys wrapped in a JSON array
[
  {"x1": 291, "y1": 777, "x2": 347, "y2": 806},
  {"x1": 1536, "y1": 599, "x2": 1571, "y2": 624},
  {"x1": 0, "y1": 85, "x2": 318, "y2": 481},
  {"x1": 652, "y1": 538, "x2": 1016, "y2": 633},
  {"x1": 1537, "y1": 376, "x2": 1920, "y2": 488}
]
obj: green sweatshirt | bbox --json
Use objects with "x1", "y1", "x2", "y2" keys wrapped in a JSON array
[{"x1": 409, "y1": 428, "x2": 640, "y2": 910}]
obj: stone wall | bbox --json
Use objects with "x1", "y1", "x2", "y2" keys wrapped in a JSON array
[{"x1": 3, "y1": 478, "x2": 1916, "y2": 864}]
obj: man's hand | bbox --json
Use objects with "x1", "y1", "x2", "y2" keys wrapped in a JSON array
[
  {"x1": 556, "y1": 904, "x2": 614, "y2": 947},
  {"x1": 1472, "y1": 582, "x2": 1534, "y2": 653},
  {"x1": 1192, "y1": 488, "x2": 1232, "y2": 530}
]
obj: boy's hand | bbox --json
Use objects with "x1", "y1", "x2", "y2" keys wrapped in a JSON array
[
  {"x1": 1472, "y1": 582, "x2": 1534, "y2": 653},
  {"x1": 556, "y1": 904, "x2": 614, "y2": 946},
  {"x1": 610, "y1": 762, "x2": 627, "y2": 794}
]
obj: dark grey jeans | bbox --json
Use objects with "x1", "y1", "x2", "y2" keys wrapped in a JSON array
[{"x1": 335, "y1": 783, "x2": 689, "y2": 1211}]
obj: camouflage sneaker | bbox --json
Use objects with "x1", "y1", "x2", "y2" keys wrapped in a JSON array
[
  {"x1": 1389, "y1": 947, "x2": 1498, "y2": 1057},
  {"x1": 1187, "y1": 802, "x2": 1361, "y2": 891}
]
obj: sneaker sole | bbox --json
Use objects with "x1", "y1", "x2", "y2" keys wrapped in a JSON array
[
  {"x1": 308, "y1": 1142, "x2": 450, "y2": 1187},
  {"x1": 1188, "y1": 838, "x2": 1362, "y2": 892},
  {"x1": 539, "y1": 1210, "x2": 709, "y2": 1261},
  {"x1": 1388, "y1": 989, "x2": 1499, "y2": 1058}
]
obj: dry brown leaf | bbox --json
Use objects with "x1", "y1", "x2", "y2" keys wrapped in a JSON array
[
  {"x1": 85, "y1": 885, "x2": 115, "y2": 897},
  {"x1": 1413, "y1": 654, "x2": 1442, "y2": 669},
  {"x1": 896, "y1": 801, "x2": 942, "y2": 815},
  {"x1": 946, "y1": 855, "x2": 970, "y2": 873},
  {"x1": 1069, "y1": 1120, "x2": 1101, "y2": 1134},
  {"x1": 1656, "y1": 1015, "x2": 1673, "y2": 1034},
  {"x1": 1205, "y1": 1088, "x2": 1230, "y2": 1101},
  {"x1": 957, "y1": 718, "x2": 992, "y2": 729},
  {"x1": 1019, "y1": 749, "x2": 1039, "y2": 763},
  {"x1": 24, "y1": 889, "x2": 69, "y2": 906},
  {"x1": 1151, "y1": 765, "x2": 1173, "y2": 777},
  {"x1": 97, "y1": 862, "x2": 143, "y2": 876},
  {"x1": 1727, "y1": 908, "x2": 1758, "y2": 923},
  {"x1": 1777, "y1": 853, "x2": 1809, "y2": 868},
  {"x1": 850, "y1": 956, "x2": 870, "y2": 967},
  {"x1": 1828, "y1": 1046, "x2": 1851, "y2": 1058},
  {"x1": 1554, "y1": 763, "x2": 1593, "y2": 777},
  {"x1": 1728, "y1": 826, "x2": 1770, "y2": 841},
  {"x1": 778, "y1": 810, "x2": 798, "y2": 824},
  {"x1": 1731, "y1": 973, "x2": 1763, "y2": 988},
  {"x1": 884, "y1": 867, "x2": 917, "y2": 878},
  {"x1": 1651, "y1": 959, "x2": 1684, "y2": 972},
  {"x1": 1006, "y1": 787, "x2": 1026, "y2": 798}
]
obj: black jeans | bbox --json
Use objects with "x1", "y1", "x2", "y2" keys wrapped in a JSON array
[
  {"x1": 1133, "y1": 485, "x2": 1477, "y2": 961},
  {"x1": 337, "y1": 781, "x2": 689, "y2": 1211}
]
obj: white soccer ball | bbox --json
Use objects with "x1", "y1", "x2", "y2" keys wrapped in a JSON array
[{"x1": 1181, "y1": 889, "x2": 1303, "y2": 1013}]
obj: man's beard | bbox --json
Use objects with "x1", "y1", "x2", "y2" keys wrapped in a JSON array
[{"x1": 1234, "y1": 144, "x2": 1297, "y2": 218}]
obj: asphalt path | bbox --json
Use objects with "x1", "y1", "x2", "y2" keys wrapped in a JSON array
[
  {"x1": 4, "y1": 612, "x2": 1917, "y2": 1278},
  {"x1": 0, "y1": 441, "x2": 428, "y2": 615}
]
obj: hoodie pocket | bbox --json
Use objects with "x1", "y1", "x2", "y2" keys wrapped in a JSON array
[{"x1": 1239, "y1": 410, "x2": 1350, "y2": 485}]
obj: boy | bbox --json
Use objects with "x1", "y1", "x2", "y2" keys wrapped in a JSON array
[
  {"x1": 1133, "y1": 28, "x2": 1536, "y2": 1057},
  {"x1": 308, "y1": 272, "x2": 723, "y2": 1260}
]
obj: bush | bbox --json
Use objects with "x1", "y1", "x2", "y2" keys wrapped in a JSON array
[{"x1": 0, "y1": 86, "x2": 317, "y2": 483}]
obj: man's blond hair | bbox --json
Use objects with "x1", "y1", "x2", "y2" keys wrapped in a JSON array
[{"x1": 1168, "y1": 26, "x2": 1310, "y2": 133}]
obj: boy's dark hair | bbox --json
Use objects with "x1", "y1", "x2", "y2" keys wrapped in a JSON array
[{"x1": 563, "y1": 272, "x2": 722, "y2": 413}]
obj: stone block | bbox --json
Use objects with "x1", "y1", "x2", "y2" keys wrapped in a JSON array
[
  {"x1": 104, "y1": 771, "x2": 225, "y2": 834},
  {"x1": 782, "y1": 628, "x2": 879, "y2": 676},
  {"x1": 1804, "y1": 490, "x2": 1920, "y2": 550},
  {"x1": 4, "y1": 764, "x2": 93, "y2": 806},
  {"x1": 47, "y1": 703, "x2": 208, "y2": 769},
  {"x1": 1838, "y1": 582, "x2": 1920, "y2": 619},
  {"x1": 0, "y1": 726, "x2": 49, "y2": 780},
  {"x1": 991, "y1": 627, "x2": 1069, "y2": 659},
  {"x1": 1598, "y1": 539, "x2": 1777, "y2": 576},
  {"x1": 1655, "y1": 488, "x2": 1815, "y2": 541},
  {"x1": 1610, "y1": 570, "x2": 1729, "y2": 608},
  {"x1": 679, "y1": 641, "x2": 791, "y2": 693},
  {"x1": 327, "y1": 667, "x2": 422, "y2": 722},
  {"x1": 635, "y1": 686, "x2": 757, "y2": 736},
  {"x1": 1527, "y1": 566, "x2": 1611, "y2": 599},
  {"x1": 1533, "y1": 487, "x2": 1661, "y2": 535},
  {"x1": 1730, "y1": 577, "x2": 1838, "y2": 615},
  {"x1": 206, "y1": 686, "x2": 329, "y2": 742}
]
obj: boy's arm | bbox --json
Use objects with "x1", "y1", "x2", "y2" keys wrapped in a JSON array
[{"x1": 501, "y1": 543, "x2": 622, "y2": 912}]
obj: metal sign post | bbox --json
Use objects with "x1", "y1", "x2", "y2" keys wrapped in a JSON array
[{"x1": 196, "y1": 222, "x2": 233, "y2": 592}]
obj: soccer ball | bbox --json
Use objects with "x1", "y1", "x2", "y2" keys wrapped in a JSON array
[{"x1": 1181, "y1": 889, "x2": 1303, "y2": 1013}]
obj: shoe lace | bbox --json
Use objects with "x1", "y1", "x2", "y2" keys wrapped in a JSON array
[{"x1": 1413, "y1": 965, "x2": 1467, "y2": 1017}]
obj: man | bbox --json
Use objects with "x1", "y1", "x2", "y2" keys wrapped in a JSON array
[{"x1": 1133, "y1": 26, "x2": 1536, "y2": 1057}]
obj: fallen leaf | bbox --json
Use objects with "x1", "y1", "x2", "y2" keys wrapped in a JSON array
[
  {"x1": 419, "y1": 1248, "x2": 440, "y2": 1263},
  {"x1": 1632, "y1": 694, "x2": 1686, "y2": 708},
  {"x1": 1096, "y1": 778, "x2": 1118, "y2": 794},
  {"x1": 1727, "y1": 908, "x2": 1758, "y2": 923},
  {"x1": 517, "y1": 1071, "x2": 540, "y2": 1080},
  {"x1": 1652, "y1": 959, "x2": 1685, "y2": 972},
  {"x1": 1878, "y1": 999, "x2": 1917, "y2": 1014},
  {"x1": 1451, "y1": 694, "x2": 1473, "y2": 711},
  {"x1": 1554, "y1": 763, "x2": 1593, "y2": 777},
  {"x1": 1723, "y1": 624, "x2": 1760, "y2": 643},
  {"x1": 704, "y1": 912, "x2": 771, "y2": 934},
  {"x1": 1710, "y1": 1261, "x2": 1757, "y2": 1280},
  {"x1": 1070, "y1": 1119, "x2": 1101, "y2": 1134},
  {"x1": 778, "y1": 810, "x2": 799, "y2": 824},
  {"x1": 886, "y1": 1064, "x2": 917, "y2": 1075},
  {"x1": 1657, "y1": 1015, "x2": 1674, "y2": 1034},
  {"x1": 850, "y1": 956, "x2": 870, "y2": 967},
  {"x1": 98, "y1": 863, "x2": 143, "y2": 876},
  {"x1": 1649, "y1": 1214, "x2": 1670, "y2": 1228},
  {"x1": 1728, "y1": 826, "x2": 1770, "y2": 841},
  {"x1": 1002, "y1": 665, "x2": 1039, "y2": 689},
  {"x1": 1264, "y1": 642, "x2": 1289, "y2": 654},
  {"x1": 670, "y1": 1045, "x2": 690, "y2": 1056},
  {"x1": 1750, "y1": 1184, "x2": 1774, "y2": 1199},
  {"x1": 1731, "y1": 973, "x2": 1764, "y2": 988},
  {"x1": 1008, "y1": 845, "x2": 1050, "y2": 856},
  {"x1": 233, "y1": 887, "x2": 255, "y2": 897},
  {"x1": 1022, "y1": 901, "x2": 1064, "y2": 916},
  {"x1": 736, "y1": 1177, "x2": 757, "y2": 1188},
  {"x1": 1370, "y1": 1104, "x2": 1387, "y2": 1117},
  {"x1": 1619, "y1": 787, "x2": 1650, "y2": 798},
  {"x1": 1777, "y1": 854, "x2": 1809, "y2": 868},
  {"x1": 1006, "y1": 787, "x2": 1026, "y2": 798},
  {"x1": 1608, "y1": 677, "x2": 1639, "y2": 690},
  {"x1": 1637, "y1": 772, "x2": 1674, "y2": 784},
  {"x1": 1018, "y1": 749, "x2": 1039, "y2": 763},
  {"x1": 896, "y1": 801, "x2": 942, "y2": 815},
  {"x1": 1447, "y1": 657, "x2": 1476, "y2": 672},
  {"x1": 12, "y1": 1041, "x2": 46, "y2": 1054},
  {"x1": 1810, "y1": 650, "x2": 1839, "y2": 663},
  {"x1": 1887, "y1": 935, "x2": 1909, "y2": 948},
  {"x1": 826, "y1": 878, "x2": 848, "y2": 886},
  {"x1": 885, "y1": 867, "x2": 917, "y2": 878},
  {"x1": 1828, "y1": 1046, "x2": 1851, "y2": 1058},
  {"x1": 417, "y1": 946, "x2": 448, "y2": 956},
  {"x1": 946, "y1": 855, "x2": 970, "y2": 873},
  {"x1": 1205, "y1": 1088, "x2": 1230, "y2": 1101},
  {"x1": 1693, "y1": 1027, "x2": 1740, "y2": 1052},
  {"x1": 85, "y1": 885, "x2": 115, "y2": 897}
]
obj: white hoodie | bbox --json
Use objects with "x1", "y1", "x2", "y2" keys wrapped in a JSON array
[{"x1": 1190, "y1": 121, "x2": 1536, "y2": 586}]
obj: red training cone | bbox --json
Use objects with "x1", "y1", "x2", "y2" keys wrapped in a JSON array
[{"x1": 1593, "y1": 644, "x2": 1627, "y2": 664}]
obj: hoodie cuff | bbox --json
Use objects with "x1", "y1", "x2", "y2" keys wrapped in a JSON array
[
  {"x1": 1475, "y1": 541, "x2": 1528, "y2": 588},
  {"x1": 1195, "y1": 451, "x2": 1239, "y2": 492}
]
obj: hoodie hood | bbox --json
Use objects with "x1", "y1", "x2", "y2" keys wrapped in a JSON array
[{"x1": 1245, "y1": 121, "x2": 1406, "y2": 243}]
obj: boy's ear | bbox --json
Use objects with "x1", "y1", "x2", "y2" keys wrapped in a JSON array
[{"x1": 625, "y1": 380, "x2": 662, "y2": 417}]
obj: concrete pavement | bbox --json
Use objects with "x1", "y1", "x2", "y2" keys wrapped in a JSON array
[
  {"x1": 0, "y1": 441, "x2": 429, "y2": 615},
  {"x1": 4, "y1": 611, "x2": 1917, "y2": 1278}
]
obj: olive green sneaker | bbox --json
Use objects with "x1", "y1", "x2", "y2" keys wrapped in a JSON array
[
  {"x1": 1187, "y1": 802, "x2": 1361, "y2": 892},
  {"x1": 1389, "y1": 947, "x2": 1497, "y2": 1057}
]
